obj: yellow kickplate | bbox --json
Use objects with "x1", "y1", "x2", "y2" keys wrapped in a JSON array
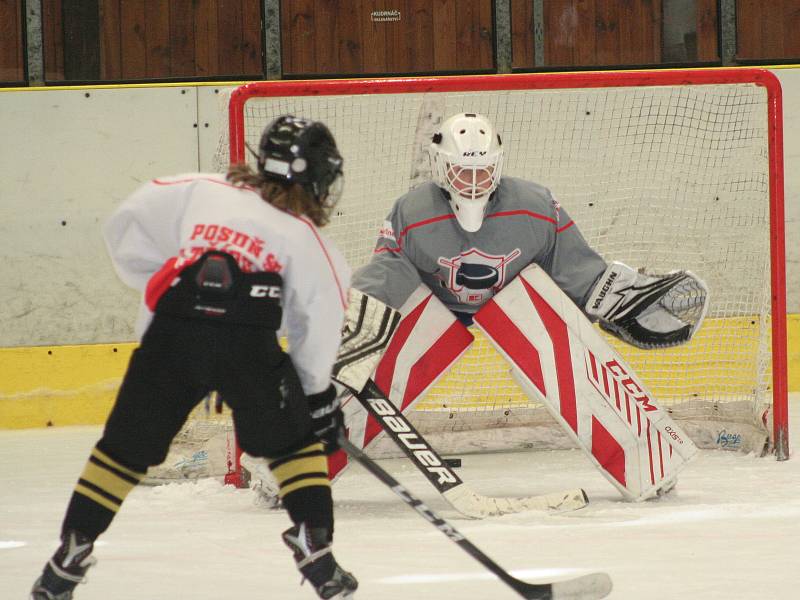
[{"x1": 0, "y1": 343, "x2": 137, "y2": 429}]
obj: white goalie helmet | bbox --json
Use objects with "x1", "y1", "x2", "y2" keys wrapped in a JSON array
[{"x1": 429, "y1": 112, "x2": 504, "y2": 232}]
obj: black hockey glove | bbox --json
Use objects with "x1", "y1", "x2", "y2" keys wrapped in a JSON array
[{"x1": 307, "y1": 384, "x2": 345, "y2": 454}]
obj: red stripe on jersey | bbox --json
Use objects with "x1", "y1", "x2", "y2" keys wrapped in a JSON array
[
  {"x1": 485, "y1": 210, "x2": 556, "y2": 224},
  {"x1": 152, "y1": 176, "x2": 248, "y2": 191},
  {"x1": 396, "y1": 214, "x2": 456, "y2": 247},
  {"x1": 592, "y1": 416, "x2": 627, "y2": 486},
  {"x1": 294, "y1": 215, "x2": 348, "y2": 309},
  {"x1": 144, "y1": 257, "x2": 181, "y2": 311},
  {"x1": 556, "y1": 220, "x2": 575, "y2": 233},
  {"x1": 153, "y1": 177, "x2": 346, "y2": 308},
  {"x1": 522, "y1": 278, "x2": 579, "y2": 434},
  {"x1": 473, "y1": 299, "x2": 547, "y2": 396}
]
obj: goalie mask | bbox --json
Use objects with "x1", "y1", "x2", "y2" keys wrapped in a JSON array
[
  {"x1": 257, "y1": 115, "x2": 344, "y2": 208},
  {"x1": 429, "y1": 113, "x2": 504, "y2": 232}
]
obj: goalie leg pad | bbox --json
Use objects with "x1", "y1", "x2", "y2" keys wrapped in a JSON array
[
  {"x1": 329, "y1": 286, "x2": 474, "y2": 480},
  {"x1": 474, "y1": 264, "x2": 698, "y2": 501},
  {"x1": 333, "y1": 289, "x2": 402, "y2": 393}
]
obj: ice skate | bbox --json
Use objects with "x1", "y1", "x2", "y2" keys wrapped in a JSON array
[
  {"x1": 31, "y1": 530, "x2": 97, "y2": 600},
  {"x1": 282, "y1": 524, "x2": 358, "y2": 599}
]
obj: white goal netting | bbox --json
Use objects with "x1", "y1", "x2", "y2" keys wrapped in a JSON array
[{"x1": 162, "y1": 71, "x2": 783, "y2": 480}]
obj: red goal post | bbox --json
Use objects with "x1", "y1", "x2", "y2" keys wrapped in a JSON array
[{"x1": 223, "y1": 68, "x2": 787, "y2": 462}]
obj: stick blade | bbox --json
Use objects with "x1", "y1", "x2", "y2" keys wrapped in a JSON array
[
  {"x1": 443, "y1": 485, "x2": 588, "y2": 519},
  {"x1": 549, "y1": 572, "x2": 613, "y2": 600}
]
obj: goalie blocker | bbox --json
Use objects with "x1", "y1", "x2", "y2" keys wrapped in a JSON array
[{"x1": 473, "y1": 264, "x2": 700, "y2": 501}]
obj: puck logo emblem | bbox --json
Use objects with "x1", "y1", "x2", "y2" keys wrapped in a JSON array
[{"x1": 437, "y1": 247, "x2": 521, "y2": 305}]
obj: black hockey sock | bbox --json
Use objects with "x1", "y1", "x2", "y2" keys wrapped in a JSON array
[
  {"x1": 269, "y1": 441, "x2": 334, "y2": 532},
  {"x1": 61, "y1": 444, "x2": 146, "y2": 540}
]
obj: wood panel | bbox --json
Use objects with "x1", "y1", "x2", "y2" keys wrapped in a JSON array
[
  {"x1": 511, "y1": 0, "x2": 534, "y2": 69},
  {"x1": 41, "y1": 0, "x2": 263, "y2": 82},
  {"x1": 119, "y1": 0, "x2": 147, "y2": 79},
  {"x1": 99, "y1": 0, "x2": 121, "y2": 79},
  {"x1": 0, "y1": 0, "x2": 24, "y2": 82},
  {"x1": 696, "y1": 0, "x2": 719, "y2": 62},
  {"x1": 282, "y1": 0, "x2": 493, "y2": 76},
  {"x1": 194, "y1": 0, "x2": 219, "y2": 77},
  {"x1": 737, "y1": 0, "x2": 800, "y2": 60},
  {"x1": 512, "y1": 0, "x2": 720, "y2": 68},
  {"x1": 168, "y1": 0, "x2": 194, "y2": 77},
  {"x1": 43, "y1": 0, "x2": 65, "y2": 80}
]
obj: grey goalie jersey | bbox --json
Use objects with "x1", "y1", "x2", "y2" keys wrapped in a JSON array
[{"x1": 352, "y1": 177, "x2": 608, "y2": 318}]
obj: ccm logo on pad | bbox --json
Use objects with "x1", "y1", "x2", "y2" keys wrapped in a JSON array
[{"x1": 249, "y1": 285, "x2": 281, "y2": 299}]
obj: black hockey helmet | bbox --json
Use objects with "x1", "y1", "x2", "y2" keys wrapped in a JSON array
[{"x1": 257, "y1": 115, "x2": 344, "y2": 206}]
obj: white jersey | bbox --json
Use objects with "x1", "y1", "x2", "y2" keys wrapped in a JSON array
[
  {"x1": 353, "y1": 177, "x2": 607, "y2": 316},
  {"x1": 103, "y1": 173, "x2": 350, "y2": 395}
]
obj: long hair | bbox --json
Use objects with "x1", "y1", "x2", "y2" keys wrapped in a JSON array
[{"x1": 226, "y1": 163, "x2": 333, "y2": 227}]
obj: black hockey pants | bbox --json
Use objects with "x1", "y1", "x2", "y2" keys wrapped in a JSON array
[{"x1": 99, "y1": 313, "x2": 316, "y2": 470}]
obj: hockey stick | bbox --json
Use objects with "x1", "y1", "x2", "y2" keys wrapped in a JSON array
[
  {"x1": 338, "y1": 433, "x2": 612, "y2": 600},
  {"x1": 351, "y1": 379, "x2": 589, "y2": 519}
]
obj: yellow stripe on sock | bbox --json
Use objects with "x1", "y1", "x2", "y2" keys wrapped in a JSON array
[
  {"x1": 74, "y1": 483, "x2": 121, "y2": 513},
  {"x1": 81, "y1": 460, "x2": 138, "y2": 501},
  {"x1": 271, "y1": 454, "x2": 329, "y2": 486},
  {"x1": 91, "y1": 448, "x2": 145, "y2": 481},
  {"x1": 269, "y1": 442, "x2": 329, "y2": 498}
]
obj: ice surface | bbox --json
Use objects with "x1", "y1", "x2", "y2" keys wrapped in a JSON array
[{"x1": 2, "y1": 396, "x2": 799, "y2": 599}]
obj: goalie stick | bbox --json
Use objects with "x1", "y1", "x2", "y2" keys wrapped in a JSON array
[
  {"x1": 350, "y1": 378, "x2": 589, "y2": 519},
  {"x1": 338, "y1": 433, "x2": 612, "y2": 600}
]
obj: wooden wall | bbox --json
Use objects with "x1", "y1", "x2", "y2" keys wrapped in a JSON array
[
  {"x1": 511, "y1": 0, "x2": 719, "y2": 69},
  {"x1": 281, "y1": 0, "x2": 494, "y2": 76},
  {"x1": 0, "y1": 0, "x2": 24, "y2": 83},
  {"x1": 2, "y1": 1, "x2": 798, "y2": 85},
  {"x1": 42, "y1": 0, "x2": 263, "y2": 81},
  {"x1": 737, "y1": 0, "x2": 800, "y2": 61}
]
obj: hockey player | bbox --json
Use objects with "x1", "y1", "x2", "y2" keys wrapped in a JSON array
[
  {"x1": 31, "y1": 116, "x2": 358, "y2": 600},
  {"x1": 334, "y1": 112, "x2": 707, "y2": 503}
]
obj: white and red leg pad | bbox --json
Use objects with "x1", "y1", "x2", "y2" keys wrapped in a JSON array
[
  {"x1": 473, "y1": 265, "x2": 697, "y2": 501},
  {"x1": 329, "y1": 285, "x2": 474, "y2": 480}
]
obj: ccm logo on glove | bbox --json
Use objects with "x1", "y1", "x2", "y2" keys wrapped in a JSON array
[{"x1": 250, "y1": 285, "x2": 281, "y2": 299}]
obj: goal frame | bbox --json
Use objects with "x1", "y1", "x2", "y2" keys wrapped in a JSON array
[{"x1": 227, "y1": 68, "x2": 788, "y2": 460}]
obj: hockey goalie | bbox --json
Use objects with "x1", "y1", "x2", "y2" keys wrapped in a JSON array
[{"x1": 329, "y1": 112, "x2": 708, "y2": 503}]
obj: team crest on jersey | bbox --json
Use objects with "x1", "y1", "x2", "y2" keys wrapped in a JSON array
[{"x1": 437, "y1": 247, "x2": 521, "y2": 305}]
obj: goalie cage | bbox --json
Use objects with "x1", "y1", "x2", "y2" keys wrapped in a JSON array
[{"x1": 153, "y1": 68, "x2": 788, "y2": 486}]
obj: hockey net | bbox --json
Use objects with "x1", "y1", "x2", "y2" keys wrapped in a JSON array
[{"x1": 155, "y1": 69, "x2": 787, "y2": 483}]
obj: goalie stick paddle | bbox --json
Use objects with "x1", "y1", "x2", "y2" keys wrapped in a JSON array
[
  {"x1": 338, "y1": 434, "x2": 613, "y2": 600},
  {"x1": 352, "y1": 379, "x2": 589, "y2": 519}
]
